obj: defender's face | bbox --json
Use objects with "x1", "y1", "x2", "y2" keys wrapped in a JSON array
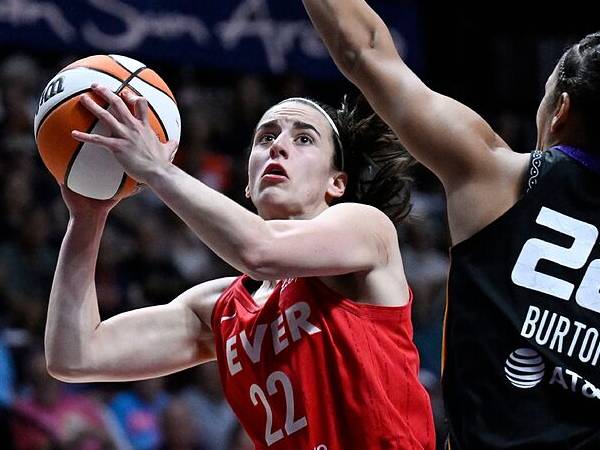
[
  {"x1": 247, "y1": 101, "x2": 341, "y2": 219},
  {"x1": 536, "y1": 65, "x2": 560, "y2": 150}
]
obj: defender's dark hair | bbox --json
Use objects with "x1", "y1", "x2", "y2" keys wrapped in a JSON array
[
  {"x1": 318, "y1": 95, "x2": 415, "y2": 225},
  {"x1": 556, "y1": 32, "x2": 600, "y2": 151}
]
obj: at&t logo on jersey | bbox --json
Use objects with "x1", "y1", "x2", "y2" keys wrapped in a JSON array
[
  {"x1": 504, "y1": 348, "x2": 600, "y2": 400},
  {"x1": 549, "y1": 367, "x2": 600, "y2": 400},
  {"x1": 504, "y1": 348, "x2": 545, "y2": 388}
]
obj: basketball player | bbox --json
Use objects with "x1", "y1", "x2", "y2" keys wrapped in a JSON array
[
  {"x1": 45, "y1": 87, "x2": 436, "y2": 449},
  {"x1": 302, "y1": 0, "x2": 600, "y2": 448}
]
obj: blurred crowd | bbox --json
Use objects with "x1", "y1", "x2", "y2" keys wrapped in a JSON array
[{"x1": 0, "y1": 48, "x2": 530, "y2": 449}]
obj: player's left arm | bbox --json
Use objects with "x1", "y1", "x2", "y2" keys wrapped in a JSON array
[
  {"x1": 154, "y1": 174, "x2": 395, "y2": 280},
  {"x1": 72, "y1": 85, "x2": 397, "y2": 281}
]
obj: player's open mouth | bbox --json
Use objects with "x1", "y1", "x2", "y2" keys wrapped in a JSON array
[{"x1": 262, "y1": 163, "x2": 288, "y2": 180}]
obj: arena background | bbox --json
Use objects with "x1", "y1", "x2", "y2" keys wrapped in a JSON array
[{"x1": 0, "y1": 1, "x2": 596, "y2": 449}]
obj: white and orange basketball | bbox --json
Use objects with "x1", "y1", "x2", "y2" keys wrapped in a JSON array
[{"x1": 33, "y1": 54, "x2": 181, "y2": 200}]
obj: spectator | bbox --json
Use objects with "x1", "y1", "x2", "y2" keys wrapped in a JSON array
[
  {"x1": 110, "y1": 378, "x2": 170, "y2": 450},
  {"x1": 158, "y1": 398, "x2": 206, "y2": 450},
  {"x1": 179, "y1": 363, "x2": 237, "y2": 450},
  {"x1": 12, "y1": 348, "x2": 118, "y2": 450},
  {"x1": 0, "y1": 330, "x2": 15, "y2": 406}
]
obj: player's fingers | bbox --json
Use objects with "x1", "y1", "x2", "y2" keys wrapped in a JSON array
[
  {"x1": 165, "y1": 140, "x2": 179, "y2": 162},
  {"x1": 125, "y1": 92, "x2": 150, "y2": 125},
  {"x1": 71, "y1": 130, "x2": 123, "y2": 151},
  {"x1": 90, "y1": 84, "x2": 137, "y2": 126},
  {"x1": 79, "y1": 94, "x2": 126, "y2": 136}
]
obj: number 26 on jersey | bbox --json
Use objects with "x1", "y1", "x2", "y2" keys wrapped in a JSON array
[{"x1": 512, "y1": 206, "x2": 600, "y2": 313}]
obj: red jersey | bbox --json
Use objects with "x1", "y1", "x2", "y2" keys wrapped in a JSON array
[{"x1": 211, "y1": 275, "x2": 435, "y2": 450}]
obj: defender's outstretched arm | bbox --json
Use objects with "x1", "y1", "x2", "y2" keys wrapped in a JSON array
[{"x1": 302, "y1": 0, "x2": 517, "y2": 188}]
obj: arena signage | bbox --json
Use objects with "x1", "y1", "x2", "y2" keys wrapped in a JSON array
[{"x1": 0, "y1": 0, "x2": 421, "y2": 78}]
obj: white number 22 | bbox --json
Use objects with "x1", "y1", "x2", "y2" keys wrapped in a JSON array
[
  {"x1": 249, "y1": 371, "x2": 307, "y2": 446},
  {"x1": 511, "y1": 206, "x2": 600, "y2": 313}
]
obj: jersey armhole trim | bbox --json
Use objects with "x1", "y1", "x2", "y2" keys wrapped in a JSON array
[
  {"x1": 525, "y1": 149, "x2": 544, "y2": 194},
  {"x1": 311, "y1": 277, "x2": 412, "y2": 320},
  {"x1": 210, "y1": 277, "x2": 242, "y2": 331},
  {"x1": 451, "y1": 150, "x2": 546, "y2": 256}
]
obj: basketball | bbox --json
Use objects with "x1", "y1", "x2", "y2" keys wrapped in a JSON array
[{"x1": 33, "y1": 54, "x2": 181, "y2": 200}]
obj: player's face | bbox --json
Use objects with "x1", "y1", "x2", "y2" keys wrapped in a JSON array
[
  {"x1": 536, "y1": 64, "x2": 560, "y2": 150},
  {"x1": 247, "y1": 101, "x2": 345, "y2": 219}
]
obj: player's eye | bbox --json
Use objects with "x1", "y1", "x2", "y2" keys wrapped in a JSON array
[
  {"x1": 257, "y1": 133, "x2": 276, "y2": 144},
  {"x1": 295, "y1": 134, "x2": 314, "y2": 145}
]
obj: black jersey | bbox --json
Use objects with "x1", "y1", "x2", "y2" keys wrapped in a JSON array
[{"x1": 443, "y1": 147, "x2": 600, "y2": 450}]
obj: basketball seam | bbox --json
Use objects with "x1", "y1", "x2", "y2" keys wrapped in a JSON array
[
  {"x1": 108, "y1": 55, "x2": 145, "y2": 76},
  {"x1": 135, "y1": 69, "x2": 176, "y2": 102},
  {"x1": 103, "y1": 58, "x2": 174, "y2": 142},
  {"x1": 35, "y1": 66, "x2": 126, "y2": 137},
  {"x1": 111, "y1": 67, "x2": 149, "y2": 199},
  {"x1": 59, "y1": 62, "x2": 128, "y2": 78},
  {"x1": 35, "y1": 88, "x2": 93, "y2": 139},
  {"x1": 126, "y1": 84, "x2": 170, "y2": 141},
  {"x1": 65, "y1": 67, "x2": 146, "y2": 198}
]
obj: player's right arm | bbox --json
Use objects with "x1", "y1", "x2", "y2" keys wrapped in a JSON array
[
  {"x1": 303, "y1": 0, "x2": 514, "y2": 183},
  {"x1": 302, "y1": 0, "x2": 529, "y2": 241},
  {"x1": 45, "y1": 187, "x2": 234, "y2": 383}
]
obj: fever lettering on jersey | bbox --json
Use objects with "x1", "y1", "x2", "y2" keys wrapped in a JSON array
[
  {"x1": 225, "y1": 301, "x2": 321, "y2": 376},
  {"x1": 212, "y1": 275, "x2": 435, "y2": 450}
]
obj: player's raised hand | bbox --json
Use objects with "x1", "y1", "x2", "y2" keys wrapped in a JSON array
[
  {"x1": 71, "y1": 84, "x2": 178, "y2": 185},
  {"x1": 59, "y1": 184, "x2": 119, "y2": 220}
]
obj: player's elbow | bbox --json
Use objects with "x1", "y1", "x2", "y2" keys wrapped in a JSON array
[
  {"x1": 45, "y1": 348, "x2": 97, "y2": 383},
  {"x1": 333, "y1": 22, "x2": 372, "y2": 75},
  {"x1": 333, "y1": 16, "x2": 392, "y2": 79},
  {"x1": 46, "y1": 359, "x2": 91, "y2": 383},
  {"x1": 239, "y1": 243, "x2": 279, "y2": 281},
  {"x1": 239, "y1": 250, "x2": 268, "y2": 280}
]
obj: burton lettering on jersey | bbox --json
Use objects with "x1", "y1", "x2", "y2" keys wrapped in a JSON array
[
  {"x1": 521, "y1": 305, "x2": 600, "y2": 367},
  {"x1": 226, "y1": 301, "x2": 321, "y2": 376}
]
